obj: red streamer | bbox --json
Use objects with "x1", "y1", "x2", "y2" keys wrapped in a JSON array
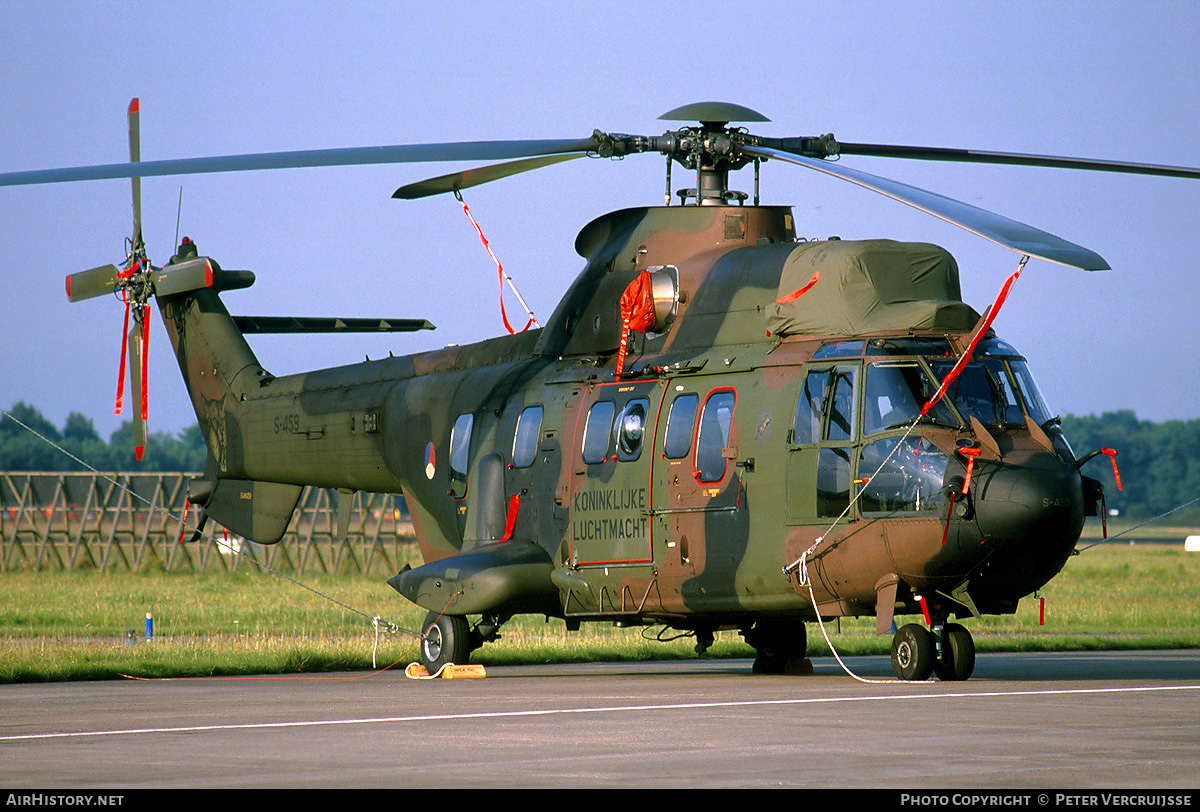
[
  {"x1": 921, "y1": 268, "x2": 1022, "y2": 417},
  {"x1": 498, "y1": 494, "x2": 520, "y2": 543},
  {"x1": 774, "y1": 269, "x2": 820, "y2": 304},
  {"x1": 616, "y1": 271, "x2": 656, "y2": 378},
  {"x1": 457, "y1": 196, "x2": 535, "y2": 335}
]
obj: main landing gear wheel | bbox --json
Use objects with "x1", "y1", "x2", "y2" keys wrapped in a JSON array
[
  {"x1": 746, "y1": 619, "x2": 811, "y2": 675},
  {"x1": 421, "y1": 611, "x2": 471, "y2": 673},
  {"x1": 890, "y1": 623, "x2": 934, "y2": 681},
  {"x1": 933, "y1": 622, "x2": 976, "y2": 681}
]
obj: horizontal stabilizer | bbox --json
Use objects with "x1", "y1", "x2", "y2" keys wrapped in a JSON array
[
  {"x1": 189, "y1": 477, "x2": 302, "y2": 545},
  {"x1": 231, "y1": 316, "x2": 435, "y2": 333}
]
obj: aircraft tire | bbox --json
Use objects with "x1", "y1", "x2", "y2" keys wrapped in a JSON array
[
  {"x1": 748, "y1": 619, "x2": 807, "y2": 674},
  {"x1": 890, "y1": 623, "x2": 934, "y2": 681},
  {"x1": 933, "y1": 623, "x2": 975, "y2": 681},
  {"x1": 421, "y1": 611, "x2": 471, "y2": 673}
]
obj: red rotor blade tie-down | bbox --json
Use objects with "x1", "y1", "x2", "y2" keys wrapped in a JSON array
[
  {"x1": 111, "y1": 255, "x2": 152, "y2": 460},
  {"x1": 115, "y1": 291, "x2": 131, "y2": 416}
]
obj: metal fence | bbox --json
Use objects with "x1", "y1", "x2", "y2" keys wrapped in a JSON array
[{"x1": 0, "y1": 472, "x2": 417, "y2": 576}]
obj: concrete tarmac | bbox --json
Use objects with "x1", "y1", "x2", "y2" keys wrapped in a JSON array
[{"x1": 2, "y1": 649, "x2": 1198, "y2": 789}]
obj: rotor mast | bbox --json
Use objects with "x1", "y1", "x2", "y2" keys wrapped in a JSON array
[
  {"x1": 596, "y1": 102, "x2": 831, "y2": 206},
  {"x1": 652, "y1": 102, "x2": 767, "y2": 206}
]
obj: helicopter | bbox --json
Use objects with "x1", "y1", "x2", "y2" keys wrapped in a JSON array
[{"x1": 4, "y1": 100, "x2": 1198, "y2": 681}]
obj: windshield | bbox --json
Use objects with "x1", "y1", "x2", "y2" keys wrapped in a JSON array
[
  {"x1": 927, "y1": 357, "x2": 1023, "y2": 427},
  {"x1": 814, "y1": 337, "x2": 1058, "y2": 436}
]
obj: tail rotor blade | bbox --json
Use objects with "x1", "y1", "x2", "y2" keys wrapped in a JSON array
[
  {"x1": 128, "y1": 98, "x2": 142, "y2": 247},
  {"x1": 66, "y1": 263, "x2": 120, "y2": 302}
]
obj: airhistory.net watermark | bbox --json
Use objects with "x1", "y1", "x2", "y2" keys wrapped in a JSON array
[{"x1": 6, "y1": 796, "x2": 124, "y2": 807}]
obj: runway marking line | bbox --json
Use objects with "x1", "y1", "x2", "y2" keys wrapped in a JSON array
[{"x1": 2, "y1": 683, "x2": 1198, "y2": 743}]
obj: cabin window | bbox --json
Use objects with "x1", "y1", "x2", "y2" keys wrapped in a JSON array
[
  {"x1": 663, "y1": 393, "x2": 698, "y2": 459},
  {"x1": 614, "y1": 398, "x2": 650, "y2": 462},
  {"x1": 511, "y1": 405, "x2": 543, "y2": 468},
  {"x1": 449, "y1": 413, "x2": 473, "y2": 498},
  {"x1": 695, "y1": 389, "x2": 736, "y2": 483},
  {"x1": 582, "y1": 401, "x2": 615, "y2": 464}
]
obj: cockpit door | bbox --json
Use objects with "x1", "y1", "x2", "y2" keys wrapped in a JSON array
[{"x1": 786, "y1": 363, "x2": 859, "y2": 525}]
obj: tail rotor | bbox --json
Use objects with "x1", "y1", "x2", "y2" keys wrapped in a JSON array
[{"x1": 64, "y1": 98, "x2": 155, "y2": 460}]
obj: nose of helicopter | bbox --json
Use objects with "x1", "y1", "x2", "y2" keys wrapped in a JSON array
[{"x1": 967, "y1": 451, "x2": 1086, "y2": 601}]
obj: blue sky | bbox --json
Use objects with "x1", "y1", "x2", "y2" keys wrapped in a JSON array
[{"x1": 2, "y1": 0, "x2": 1199, "y2": 442}]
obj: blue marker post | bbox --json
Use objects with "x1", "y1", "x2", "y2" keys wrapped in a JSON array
[{"x1": 146, "y1": 612, "x2": 153, "y2": 641}]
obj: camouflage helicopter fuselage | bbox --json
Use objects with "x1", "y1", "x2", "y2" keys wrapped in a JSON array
[{"x1": 157, "y1": 203, "x2": 1092, "y2": 672}]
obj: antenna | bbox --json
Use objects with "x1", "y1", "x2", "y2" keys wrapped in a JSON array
[{"x1": 173, "y1": 186, "x2": 183, "y2": 251}]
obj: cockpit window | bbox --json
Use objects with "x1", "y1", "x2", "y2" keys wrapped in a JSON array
[
  {"x1": 972, "y1": 337, "x2": 1021, "y2": 356},
  {"x1": 865, "y1": 337, "x2": 953, "y2": 357},
  {"x1": 812, "y1": 341, "x2": 863, "y2": 360},
  {"x1": 863, "y1": 362, "x2": 957, "y2": 435},
  {"x1": 792, "y1": 364, "x2": 858, "y2": 443},
  {"x1": 1009, "y1": 360, "x2": 1053, "y2": 425}
]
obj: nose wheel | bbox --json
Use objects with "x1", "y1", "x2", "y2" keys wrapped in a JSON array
[
  {"x1": 890, "y1": 621, "x2": 975, "y2": 681},
  {"x1": 421, "y1": 611, "x2": 472, "y2": 673}
]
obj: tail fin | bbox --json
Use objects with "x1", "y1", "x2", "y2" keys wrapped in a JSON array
[{"x1": 156, "y1": 240, "x2": 300, "y2": 543}]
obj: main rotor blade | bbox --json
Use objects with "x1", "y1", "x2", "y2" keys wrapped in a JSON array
[
  {"x1": 0, "y1": 137, "x2": 602, "y2": 188},
  {"x1": 835, "y1": 142, "x2": 1200, "y2": 180},
  {"x1": 744, "y1": 145, "x2": 1110, "y2": 271},
  {"x1": 231, "y1": 316, "x2": 436, "y2": 333},
  {"x1": 392, "y1": 153, "x2": 584, "y2": 199}
]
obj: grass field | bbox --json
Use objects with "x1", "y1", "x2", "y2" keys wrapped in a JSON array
[{"x1": 2, "y1": 540, "x2": 1198, "y2": 682}]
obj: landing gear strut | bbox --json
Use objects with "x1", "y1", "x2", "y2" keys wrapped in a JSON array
[{"x1": 932, "y1": 622, "x2": 975, "y2": 681}]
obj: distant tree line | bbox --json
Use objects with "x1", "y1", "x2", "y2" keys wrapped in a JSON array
[
  {"x1": 0, "y1": 402, "x2": 206, "y2": 473},
  {"x1": 1, "y1": 402, "x2": 1197, "y2": 522},
  {"x1": 1062, "y1": 411, "x2": 1200, "y2": 524}
]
